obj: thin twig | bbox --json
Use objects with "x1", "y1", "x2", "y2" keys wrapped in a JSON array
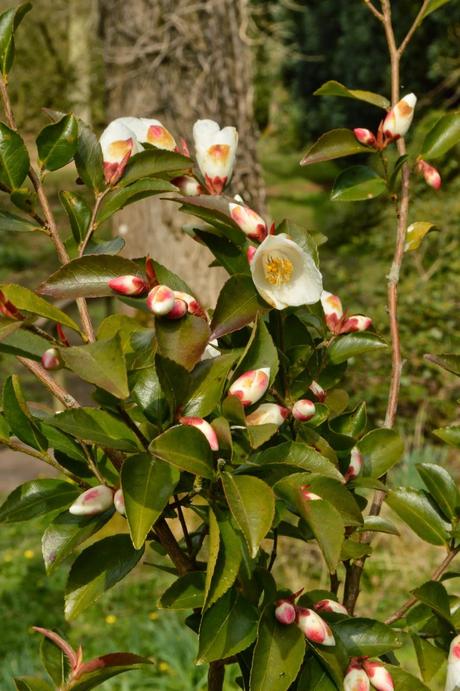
[
  {"x1": 362, "y1": 0, "x2": 384, "y2": 21},
  {"x1": 208, "y1": 661, "x2": 225, "y2": 691},
  {"x1": 268, "y1": 529, "x2": 278, "y2": 572},
  {"x1": 17, "y1": 357, "x2": 80, "y2": 408},
  {"x1": 398, "y1": 0, "x2": 431, "y2": 57},
  {"x1": 2, "y1": 437, "x2": 87, "y2": 485},
  {"x1": 154, "y1": 518, "x2": 196, "y2": 576},
  {"x1": 79, "y1": 189, "x2": 110, "y2": 256},
  {"x1": 175, "y1": 494, "x2": 194, "y2": 556}
]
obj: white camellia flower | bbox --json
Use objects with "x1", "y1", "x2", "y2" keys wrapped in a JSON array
[
  {"x1": 383, "y1": 93, "x2": 417, "y2": 139},
  {"x1": 113, "y1": 116, "x2": 177, "y2": 151},
  {"x1": 193, "y1": 119, "x2": 238, "y2": 194},
  {"x1": 250, "y1": 233, "x2": 322, "y2": 309},
  {"x1": 99, "y1": 120, "x2": 142, "y2": 184}
]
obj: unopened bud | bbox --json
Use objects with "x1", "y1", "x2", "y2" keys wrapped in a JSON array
[
  {"x1": 362, "y1": 661, "x2": 394, "y2": 691},
  {"x1": 309, "y1": 380, "x2": 326, "y2": 402},
  {"x1": 354, "y1": 128, "x2": 376, "y2": 147},
  {"x1": 173, "y1": 291, "x2": 206, "y2": 318},
  {"x1": 321, "y1": 291, "x2": 343, "y2": 333},
  {"x1": 108, "y1": 275, "x2": 147, "y2": 296},
  {"x1": 416, "y1": 159, "x2": 442, "y2": 190},
  {"x1": 69, "y1": 485, "x2": 114, "y2": 516},
  {"x1": 340, "y1": 315, "x2": 372, "y2": 333},
  {"x1": 445, "y1": 635, "x2": 460, "y2": 691},
  {"x1": 247, "y1": 246, "x2": 257, "y2": 264},
  {"x1": 146, "y1": 285, "x2": 175, "y2": 316},
  {"x1": 41, "y1": 347, "x2": 62, "y2": 371},
  {"x1": 296, "y1": 607, "x2": 335, "y2": 646},
  {"x1": 300, "y1": 485, "x2": 322, "y2": 501},
  {"x1": 246, "y1": 403, "x2": 289, "y2": 427},
  {"x1": 383, "y1": 93, "x2": 417, "y2": 139},
  {"x1": 275, "y1": 600, "x2": 296, "y2": 625},
  {"x1": 172, "y1": 175, "x2": 203, "y2": 196},
  {"x1": 228, "y1": 368, "x2": 270, "y2": 407},
  {"x1": 166, "y1": 298, "x2": 188, "y2": 320},
  {"x1": 292, "y1": 399, "x2": 316, "y2": 422},
  {"x1": 229, "y1": 202, "x2": 267, "y2": 242},
  {"x1": 315, "y1": 599, "x2": 348, "y2": 615},
  {"x1": 179, "y1": 416, "x2": 219, "y2": 451},
  {"x1": 344, "y1": 665, "x2": 371, "y2": 691},
  {"x1": 113, "y1": 488, "x2": 126, "y2": 516},
  {"x1": 344, "y1": 447, "x2": 363, "y2": 483}
]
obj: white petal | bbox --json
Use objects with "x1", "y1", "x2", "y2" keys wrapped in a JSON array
[{"x1": 193, "y1": 119, "x2": 220, "y2": 151}]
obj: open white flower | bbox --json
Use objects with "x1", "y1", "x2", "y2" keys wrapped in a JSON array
[
  {"x1": 113, "y1": 116, "x2": 177, "y2": 151},
  {"x1": 250, "y1": 233, "x2": 322, "y2": 309},
  {"x1": 99, "y1": 120, "x2": 141, "y2": 184},
  {"x1": 193, "y1": 119, "x2": 238, "y2": 194}
]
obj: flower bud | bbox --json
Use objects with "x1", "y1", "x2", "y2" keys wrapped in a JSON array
[
  {"x1": 354, "y1": 128, "x2": 376, "y2": 147},
  {"x1": 246, "y1": 403, "x2": 289, "y2": 427},
  {"x1": 247, "y1": 246, "x2": 257, "y2": 264},
  {"x1": 275, "y1": 600, "x2": 296, "y2": 625},
  {"x1": 300, "y1": 485, "x2": 322, "y2": 501},
  {"x1": 146, "y1": 285, "x2": 175, "y2": 316},
  {"x1": 99, "y1": 120, "x2": 140, "y2": 185},
  {"x1": 315, "y1": 599, "x2": 348, "y2": 615},
  {"x1": 296, "y1": 607, "x2": 335, "y2": 646},
  {"x1": 108, "y1": 275, "x2": 148, "y2": 296},
  {"x1": 309, "y1": 380, "x2": 326, "y2": 402},
  {"x1": 229, "y1": 202, "x2": 267, "y2": 242},
  {"x1": 41, "y1": 348, "x2": 62, "y2": 371},
  {"x1": 416, "y1": 159, "x2": 442, "y2": 190},
  {"x1": 445, "y1": 635, "x2": 460, "y2": 691},
  {"x1": 292, "y1": 399, "x2": 316, "y2": 422},
  {"x1": 383, "y1": 93, "x2": 417, "y2": 139},
  {"x1": 228, "y1": 368, "x2": 270, "y2": 406},
  {"x1": 362, "y1": 661, "x2": 394, "y2": 691},
  {"x1": 172, "y1": 175, "x2": 203, "y2": 196},
  {"x1": 344, "y1": 447, "x2": 363, "y2": 483},
  {"x1": 193, "y1": 119, "x2": 238, "y2": 195},
  {"x1": 117, "y1": 116, "x2": 177, "y2": 151},
  {"x1": 166, "y1": 298, "x2": 188, "y2": 320},
  {"x1": 173, "y1": 291, "x2": 206, "y2": 318},
  {"x1": 340, "y1": 315, "x2": 372, "y2": 333},
  {"x1": 344, "y1": 665, "x2": 371, "y2": 691},
  {"x1": 321, "y1": 291, "x2": 343, "y2": 333},
  {"x1": 113, "y1": 488, "x2": 126, "y2": 516},
  {"x1": 69, "y1": 485, "x2": 114, "y2": 516},
  {"x1": 179, "y1": 416, "x2": 219, "y2": 451}
]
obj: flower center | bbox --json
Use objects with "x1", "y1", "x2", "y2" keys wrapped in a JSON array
[{"x1": 263, "y1": 253, "x2": 294, "y2": 286}]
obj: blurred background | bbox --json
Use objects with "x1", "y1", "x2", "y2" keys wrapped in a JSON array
[{"x1": 0, "y1": 0, "x2": 459, "y2": 688}]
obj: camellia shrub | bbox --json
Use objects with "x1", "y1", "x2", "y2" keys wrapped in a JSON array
[{"x1": 0, "y1": 1, "x2": 459, "y2": 690}]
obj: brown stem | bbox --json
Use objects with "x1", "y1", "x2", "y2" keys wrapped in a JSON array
[
  {"x1": 268, "y1": 529, "x2": 278, "y2": 572},
  {"x1": 398, "y1": 0, "x2": 431, "y2": 57},
  {"x1": 154, "y1": 518, "x2": 196, "y2": 576},
  {"x1": 17, "y1": 357, "x2": 80, "y2": 408},
  {"x1": 208, "y1": 661, "x2": 225, "y2": 691},
  {"x1": 175, "y1": 494, "x2": 194, "y2": 556},
  {"x1": 362, "y1": 0, "x2": 384, "y2": 21},
  {"x1": 79, "y1": 189, "x2": 110, "y2": 256}
]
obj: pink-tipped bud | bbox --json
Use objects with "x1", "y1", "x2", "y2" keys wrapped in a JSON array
[
  {"x1": 383, "y1": 93, "x2": 417, "y2": 139},
  {"x1": 344, "y1": 666, "x2": 371, "y2": 691},
  {"x1": 246, "y1": 403, "x2": 289, "y2": 427},
  {"x1": 354, "y1": 128, "x2": 376, "y2": 147},
  {"x1": 172, "y1": 175, "x2": 203, "y2": 196},
  {"x1": 445, "y1": 635, "x2": 460, "y2": 691},
  {"x1": 228, "y1": 368, "x2": 270, "y2": 407},
  {"x1": 173, "y1": 291, "x2": 206, "y2": 318},
  {"x1": 300, "y1": 485, "x2": 322, "y2": 501},
  {"x1": 296, "y1": 607, "x2": 335, "y2": 646},
  {"x1": 108, "y1": 275, "x2": 147, "y2": 297},
  {"x1": 179, "y1": 417, "x2": 219, "y2": 451},
  {"x1": 292, "y1": 399, "x2": 316, "y2": 422},
  {"x1": 321, "y1": 291, "x2": 343, "y2": 333},
  {"x1": 362, "y1": 661, "x2": 394, "y2": 691},
  {"x1": 309, "y1": 380, "x2": 326, "y2": 402},
  {"x1": 69, "y1": 485, "x2": 114, "y2": 516},
  {"x1": 99, "y1": 121, "x2": 141, "y2": 185},
  {"x1": 247, "y1": 246, "x2": 257, "y2": 264},
  {"x1": 344, "y1": 447, "x2": 363, "y2": 483},
  {"x1": 41, "y1": 347, "x2": 62, "y2": 371},
  {"x1": 229, "y1": 202, "x2": 267, "y2": 242},
  {"x1": 315, "y1": 599, "x2": 348, "y2": 615},
  {"x1": 113, "y1": 488, "x2": 126, "y2": 516},
  {"x1": 146, "y1": 285, "x2": 175, "y2": 316},
  {"x1": 416, "y1": 159, "x2": 442, "y2": 190},
  {"x1": 275, "y1": 600, "x2": 296, "y2": 625},
  {"x1": 340, "y1": 315, "x2": 373, "y2": 334},
  {"x1": 166, "y1": 298, "x2": 188, "y2": 320}
]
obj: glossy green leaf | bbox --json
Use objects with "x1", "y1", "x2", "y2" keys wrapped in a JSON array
[
  {"x1": 40, "y1": 636, "x2": 70, "y2": 688},
  {"x1": 83, "y1": 237, "x2": 125, "y2": 256},
  {"x1": 300, "y1": 129, "x2": 372, "y2": 166},
  {"x1": 59, "y1": 191, "x2": 91, "y2": 243},
  {"x1": 0, "y1": 316, "x2": 21, "y2": 343},
  {"x1": 174, "y1": 195, "x2": 243, "y2": 237},
  {"x1": 97, "y1": 178, "x2": 176, "y2": 223},
  {"x1": 0, "y1": 2, "x2": 31, "y2": 75},
  {"x1": 334, "y1": 618, "x2": 402, "y2": 656},
  {"x1": 386, "y1": 488, "x2": 450, "y2": 545},
  {"x1": 416, "y1": 463, "x2": 458, "y2": 520},
  {"x1": 120, "y1": 148, "x2": 192, "y2": 186},
  {"x1": 159, "y1": 572, "x2": 205, "y2": 609},
  {"x1": 74, "y1": 121, "x2": 104, "y2": 193},
  {"x1": 0, "y1": 209, "x2": 42, "y2": 232},
  {"x1": 60, "y1": 335, "x2": 128, "y2": 398},
  {"x1": 67, "y1": 653, "x2": 153, "y2": 691},
  {"x1": 328, "y1": 332, "x2": 387, "y2": 364},
  {"x1": 296, "y1": 658, "x2": 337, "y2": 690},
  {"x1": 412, "y1": 634, "x2": 446, "y2": 683},
  {"x1": 434, "y1": 425, "x2": 460, "y2": 447},
  {"x1": 197, "y1": 589, "x2": 258, "y2": 664},
  {"x1": 412, "y1": 580, "x2": 452, "y2": 627},
  {"x1": 247, "y1": 423, "x2": 279, "y2": 449},
  {"x1": 221, "y1": 473, "x2": 275, "y2": 558},
  {"x1": 357, "y1": 515, "x2": 400, "y2": 536},
  {"x1": 39, "y1": 254, "x2": 144, "y2": 299},
  {"x1": 314, "y1": 80, "x2": 389, "y2": 109},
  {"x1": 0, "y1": 479, "x2": 78, "y2": 523},
  {"x1": 0, "y1": 122, "x2": 30, "y2": 189},
  {"x1": 330, "y1": 402, "x2": 367, "y2": 438},
  {"x1": 149, "y1": 425, "x2": 214, "y2": 479},
  {"x1": 3, "y1": 374, "x2": 48, "y2": 450},
  {"x1": 122, "y1": 454, "x2": 180, "y2": 549},
  {"x1": 65, "y1": 535, "x2": 144, "y2": 619},
  {"x1": 211, "y1": 274, "x2": 269, "y2": 339},
  {"x1": 425, "y1": 352, "x2": 460, "y2": 377},
  {"x1": 205, "y1": 511, "x2": 242, "y2": 609},
  {"x1": 421, "y1": 111, "x2": 460, "y2": 158},
  {"x1": 249, "y1": 606, "x2": 305, "y2": 691},
  {"x1": 183, "y1": 353, "x2": 236, "y2": 417},
  {"x1": 0, "y1": 283, "x2": 81, "y2": 332},
  {"x1": 234, "y1": 316, "x2": 279, "y2": 386},
  {"x1": 404, "y1": 222, "x2": 436, "y2": 252},
  {"x1": 149, "y1": 258, "x2": 194, "y2": 294},
  {"x1": 154, "y1": 354, "x2": 189, "y2": 419},
  {"x1": 250, "y1": 441, "x2": 343, "y2": 482},
  {"x1": 331, "y1": 166, "x2": 386, "y2": 202},
  {"x1": 357, "y1": 428, "x2": 404, "y2": 478},
  {"x1": 14, "y1": 678, "x2": 53, "y2": 691},
  {"x1": 304, "y1": 475, "x2": 363, "y2": 526},
  {"x1": 45, "y1": 407, "x2": 141, "y2": 451},
  {"x1": 383, "y1": 665, "x2": 430, "y2": 691},
  {"x1": 194, "y1": 227, "x2": 250, "y2": 275},
  {"x1": 204, "y1": 507, "x2": 220, "y2": 606},
  {"x1": 155, "y1": 313, "x2": 211, "y2": 371},
  {"x1": 0, "y1": 327, "x2": 50, "y2": 360},
  {"x1": 36, "y1": 114, "x2": 78, "y2": 171}
]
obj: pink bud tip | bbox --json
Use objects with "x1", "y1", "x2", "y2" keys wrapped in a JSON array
[
  {"x1": 344, "y1": 447, "x2": 363, "y2": 483},
  {"x1": 229, "y1": 202, "x2": 267, "y2": 241},
  {"x1": 228, "y1": 367, "x2": 270, "y2": 407},
  {"x1": 362, "y1": 661, "x2": 394, "y2": 691},
  {"x1": 309, "y1": 380, "x2": 326, "y2": 402},
  {"x1": 146, "y1": 285, "x2": 175, "y2": 316},
  {"x1": 166, "y1": 298, "x2": 188, "y2": 320},
  {"x1": 344, "y1": 666, "x2": 371, "y2": 691},
  {"x1": 69, "y1": 485, "x2": 114, "y2": 516},
  {"x1": 321, "y1": 291, "x2": 343, "y2": 333},
  {"x1": 275, "y1": 601, "x2": 296, "y2": 625},
  {"x1": 247, "y1": 246, "x2": 257, "y2": 264},
  {"x1": 173, "y1": 291, "x2": 206, "y2": 318},
  {"x1": 354, "y1": 128, "x2": 376, "y2": 147},
  {"x1": 108, "y1": 275, "x2": 147, "y2": 296},
  {"x1": 417, "y1": 159, "x2": 442, "y2": 190},
  {"x1": 315, "y1": 599, "x2": 348, "y2": 615},
  {"x1": 205, "y1": 173, "x2": 228, "y2": 195},
  {"x1": 41, "y1": 347, "x2": 61, "y2": 371},
  {"x1": 296, "y1": 607, "x2": 335, "y2": 646},
  {"x1": 113, "y1": 488, "x2": 126, "y2": 516},
  {"x1": 292, "y1": 399, "x2": 316, "y2": 422},
  {"x1": 172, "y1": 175, "x2": 203, "y2": 196},
  {"x1": 340, "y1": 315, "x2": 372, "y2": 334},
  {"x1": 179, "y1": 417, "x2": 219, "y2": 451},
  {"x1": 300, "y1": 485, "x2": 322, "y2": 501},
  {"x1": 246, "y1": 403, "x2": 289, "y2": 427}
]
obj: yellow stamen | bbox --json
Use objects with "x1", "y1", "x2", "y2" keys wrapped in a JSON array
[{"x1": 263, "y1": 254, "x2": 293, "y2": 286}]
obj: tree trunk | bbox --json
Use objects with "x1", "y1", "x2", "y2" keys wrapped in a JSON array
[
  {"x1": 68, "y1": 0, "x2": 98, "y2": 124},
  {"x1": 99, "y1": 0, "x2": 265, "y2": 306}
]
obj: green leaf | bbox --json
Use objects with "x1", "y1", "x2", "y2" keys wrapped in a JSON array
[
  {"x1": 120, "y1": 148, "x2": 192, "y2": 186},
  {"x1": 84, "y1": 237, "x2": 125, "y2": 256},
  {"x1": 405, "y1": 221, "x2": 437, "y2": 252},
  {"x1": 194, "y1": 228, "x2": 250, "y2": 275},
  {"x1": 328, "y1": 332, "x2": 387, "y2": 365},
  {"x1": 67, "y1": 653, "x2": 153, "y2": 691},
  {"x1": 416, "y1": 463, "x2": 458, "y2": 520},
  {"x1": 296, "y1": 658, "x2": 337, "y2": 690},
  {"x1": 247, "y1": 423, "x2": 279, "y2": 449},
  {"x1": 39, "y1": 255, "x2": 145, "y2": 299},
  {"x1": 40, "y1": 636, "x2": 70, "y2": 688},
  {"x1": 0, "y1": 283, "x2": 81, "y2": 332},
  {"x1": 234, "y1": 316, "x2": 279, "y2": 386},
  {"x1": 45, "y1": 407, "x2": 141, "y2": 451},
  {"x1": 97, "y1": 178, "x2": 176, "y2": 223},
  {"x1": 422, "y1": 112, "x2": 460, "y2": 159},
  {"x1": 300, "y1": 129, "x2": 372, "y2": 166},
  {"x1": 183, "y1": 353, "x2": 237, "y2": 417},
  {"x1": 386, "y1": 488, "x2": 450, "y2": 545},
  {"x1": 334, "y1": 618, "x2": 402, "y2": 657},
  {"x1": 211, "y1": 274, "x2": 269, "y2": 340},
  {"x1": 154, "y1": 354, "x2": 189, "y2": 419},
  {"x1": 383, "y1": 665, "x2": 430, "y2": 691},
  {"x1": 36, "y1": 114, "x2": 78, "y2": 171},
  {"x1": 197, "y1": 588, "x2": 258, "y2": 664},
  {"x1": 250, "y1": 441, "x2": 343, "y2": 482},
  {"x1": 419, "y1": 0, "x2": 451, "y2": 20},
  {"x1": 249, "y1": 606, "x2": 305, "y2": 691},
  {"x1": 434, "y1": 425, "x2": 460, "y2": 447},
  {"x1": 74, "y1": 121, "x2": 104, "y2": 193},
  {"x1": 0, "y1": 209, "x2": 42, "y2": 232},
  {"x1": 314, "y1": 80, "x2": 390, "y2": 109},
  {"x1": 411, "y1": 580, "x2": 452, "y2": 624},
  {"x1": 330, "y1": 402, "x2": 367, "y2": 438},
  {"x1": 149, "y1": 425, "x2": 215, "y2": 479},
  {"x1": 303, "y1": 475, "x2": 363, "y2": 526},
  {"x1": 174, "y1": 195, "x2": 244, "y2": 241},
  {"x1": 42, "y1": 508, "x2": 113, "y2": 574},
  {"x1": 160, "y1": 572, "x2": 205, "y2": 610},
  {"x1": 357, "y1": 428, "x2": 404, "y2": 478},
  {"x1": 357, "y1": 515, "x2": 400, "y2": 536},
  {"x1": 149, "y1": 258, "x2": 194, "y2": 294},
  {"x1": 412, "y1": 634, "x2": 446, "y2": 683},
  {"x1": 221, "y1": 473, "x2": 275, "y2": 558},
  {"x1": 59, "y1": 191, "x2": 91, "y2": 243},
  {"x1": 65, "y1": 534, "x2": 144, "y2": 619},
  {"x1": 0, "y1": 122, "x2": 29, "y2": 189},
  {"x1": 155, "y1": 313, "x2": 210, "y2": 371},
  {"x1": 14, "y1": 678, "x2": 53, "y2": 691},
  {"x1": 3, "y1": 374, "x2": 48, "y2": 450},
  {"x1": 331, "y1": 166, "x2": 386, "y2": 202},
  {"x1": 0, "y1": 479, "x2": 78, "y2": 523},
  {"x1": 204, "y1": 507, "x2": 220, "y2": 605},
  {"x1": 425, "y1": 353, "x2": 460, "y2": 377},
  {"x1": 205, "y1": 511, "x2": 242, "y2": 609},
  {"x1": 60, "y1": 335, "x2": 128, "y2": 398},
  {"x1": 0, "y1": 327, "x2": 50, "y2": 360},
  {"x1": 0, "y1": 2, "x2": 31, "y2": 75},
  {"x1": 122, "y1": 454, "x2": 180, "y2": 549}
]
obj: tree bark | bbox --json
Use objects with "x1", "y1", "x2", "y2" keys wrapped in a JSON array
[{"x1": 68, "y1": 0, "x2": 98, "y2": 125}]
